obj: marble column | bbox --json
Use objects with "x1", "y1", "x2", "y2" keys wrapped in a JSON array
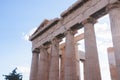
[
  {"x1": 107, "y1": 47, "x2": 118, "y2": 80},
  {"x1": 60, "y1": 46, "x2": 65, "y2": 80},
  {"x1": 64, "y1": 30, "x2": 78, "y2": 80},
  {"x1": 107, "y1": 2, "x2": 120, "y2": 79},
  {"x1": 30, "y1": 48, "x2": 39, "y2": 80},
  {"x1": 47, "y1": 45, "x2": 52, "y2": 80},
  {"x1": 83, "y1": 17, "x2": 101, "y2": 80},
  {"x1": 48, "y1": 38, "x2": 60, "y2": 80},
  {"x1": 37, "y1": 45, "x2": 49, "y2": 80}
]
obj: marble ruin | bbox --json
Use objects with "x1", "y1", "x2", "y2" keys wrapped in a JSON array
[{"x1": 29, "y1": 0, "x2": 120, "y2": 80}]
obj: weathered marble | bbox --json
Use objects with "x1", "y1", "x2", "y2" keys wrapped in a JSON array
[
  {"x1": 37, "y1": 46, "x2": 49, "y2": 80},
  {"x1": 83, "y1": 18, "x2": 101, "y2": 80},
  {"x1": 29, "y1": 48, "x2": 39, "y2": 80},
  {"x1": 64, "y1": 30, "x2": 78, "y2": 80},
  {"x1": 108, "y1": 2, "x2": 120, "y2": 79},
  {"x1": 48, "y1": 38, "x2": 60, "y2": 80},
  {"x1": 30, "y1": 0, "x2": 118, "y2": 50},
  {"x1": 60, "y1": 47, "x2": 65, "y2": 80},
  {"x1": 29, "y1": 0, "x2": 120, "y2": 80}
]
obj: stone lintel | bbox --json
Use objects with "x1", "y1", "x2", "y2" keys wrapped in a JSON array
[
  {"x1": 31, "y1": 0, "x2": 118, "y2": 50},
  {"x1": 33, "y1": 32, "x2": 84, "y2": 52},
  {"x1": 91, "y1": 7, "x2": 107, "y2": 19}
]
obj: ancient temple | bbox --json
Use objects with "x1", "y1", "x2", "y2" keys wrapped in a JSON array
[{"x1": 29, "y1": 0, "x2": 120, "y2": 80}]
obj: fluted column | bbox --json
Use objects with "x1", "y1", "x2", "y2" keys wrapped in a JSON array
[
  {"x1": 83, "y1": 18, "x2": 101, "y2": 80},
  {"x1": 30, "y1": 48, "x2": 39, "y2": 80},
  {"x1": 64, "y1": 30, "x2": 78, "y2": 80},
  {"x1": 47, "y1": 45, "x2": 52, "y2": 80},
  {"x1": 49, "y1": 38, "x2": 60, "y2": 80},
  {"x1": 107, "y1": 47, "x2": 118, "y2": 80},
  {"x1": 107, "y1": 2, "x2": 120, "y2": 79},
  {"x1": 37, "y1": 45, "x2": 49, "y2": 80}
]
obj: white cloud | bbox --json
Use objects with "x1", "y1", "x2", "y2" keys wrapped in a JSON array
[
  {"x1": 22, "y1": 27, "x2": 37, "y2": 41},
  {"x1": 17, "y1": 66, "x2": 30, "y2": 80},
  {"x1": 18, "y1": 66, "x2": 30, "y2": 75},
  {"x1": 95, "y1": 23, "x2": 112, "y2": 43},
  {"x1": 94, "y1": 16, "x2": 112, "y2": 80}
]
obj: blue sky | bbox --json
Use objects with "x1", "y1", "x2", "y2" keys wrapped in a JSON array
[
  {"x1": 0, "y1": 0, "x2": 77, "y2": 80},
  {"x1": 0, "y1": 0, "x2": 114, "y2": 80}
]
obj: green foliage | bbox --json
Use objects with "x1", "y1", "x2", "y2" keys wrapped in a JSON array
[{"x1": 3, "y1": 68, "x2": 23, "y2": 80}]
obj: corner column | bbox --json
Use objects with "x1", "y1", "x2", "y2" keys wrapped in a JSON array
[
  {"x1": 64, "y1": 30, "x2": 78, "y2": 80},
  {"x1": 83, "y1": 18, "x2": 101, "y2": 80},
  {"x1": 107, "y1": 2, "x2": 120, "y2": 79},
  {"x1": 29, "y1": 48, "x2": 39, "y2": 80},
  {"x1": 48, "y1": 38, "x2": 60, "y2": 80},
  {"x1": 37, "y1": 45, "x2": 49, "y2": 80}
]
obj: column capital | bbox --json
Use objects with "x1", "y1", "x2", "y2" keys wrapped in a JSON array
[
  {"x1": 39, "y1": 44, "x2": 49, "y2": 50},
  {"x1": 106, "y1": 1, "x2": 120, "y2": 12},
  {"x1": 82, "y1": 17, "x2": 97, "y2": 25},
  {"x1": 64, "y1": 29, "x2": 77, "y2": 36},
  {"x1": 39, "y1": 45, "x2": 49, "y2": 55},
  {"x1": 32, "y1": 48, "x2": 40, "y2": 53},
  {"x1": 52, "y1": 37, "x2": 62, "y2": 44}
]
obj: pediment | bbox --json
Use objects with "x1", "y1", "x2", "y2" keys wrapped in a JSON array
[
  {"x1": 33, "y1": 19, "x2": 50, "y2": 35},
  {"x1": 29, "y1": 18, "x2": 59, "y2": 41}
]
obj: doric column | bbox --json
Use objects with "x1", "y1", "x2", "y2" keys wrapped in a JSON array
[
  {"x1": 107, "y1": 2, "x2": 120, "y2": 79},
  {"x1": 48, "y1": 37, "x2": 60, "y2": 80},
  {"x1": 64, "y1": 30, "x2": 78, "y2": 80},
  {"x1": 47, "y1": 45, "x2": 52, "y2": 80},
  {"x1": 37, "y1": 45, "x2": 49, "y2": 80},
  {"x1": 107, "y1": 47, "x2": 118, "y2": 80},
  {"x1": 60, "y1": 46, "x2": 65, "y2": 80},
  {"x1": 82, "y1": 17, "x2": 101, "y2": 80},
  {"x1": 29, "y1": 48, "x2": 39, "y2": 80}
]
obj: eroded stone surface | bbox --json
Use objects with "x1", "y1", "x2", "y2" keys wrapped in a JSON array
[
  {"x1": 29, "y1": 0, "x2": 120, "y2": 80},
  {"x1": 108, "y1": 2, "x2": 120, "y2": 79},
  {"x1": 83, "y1": 18, "x2": 101, "y2": 80}
]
